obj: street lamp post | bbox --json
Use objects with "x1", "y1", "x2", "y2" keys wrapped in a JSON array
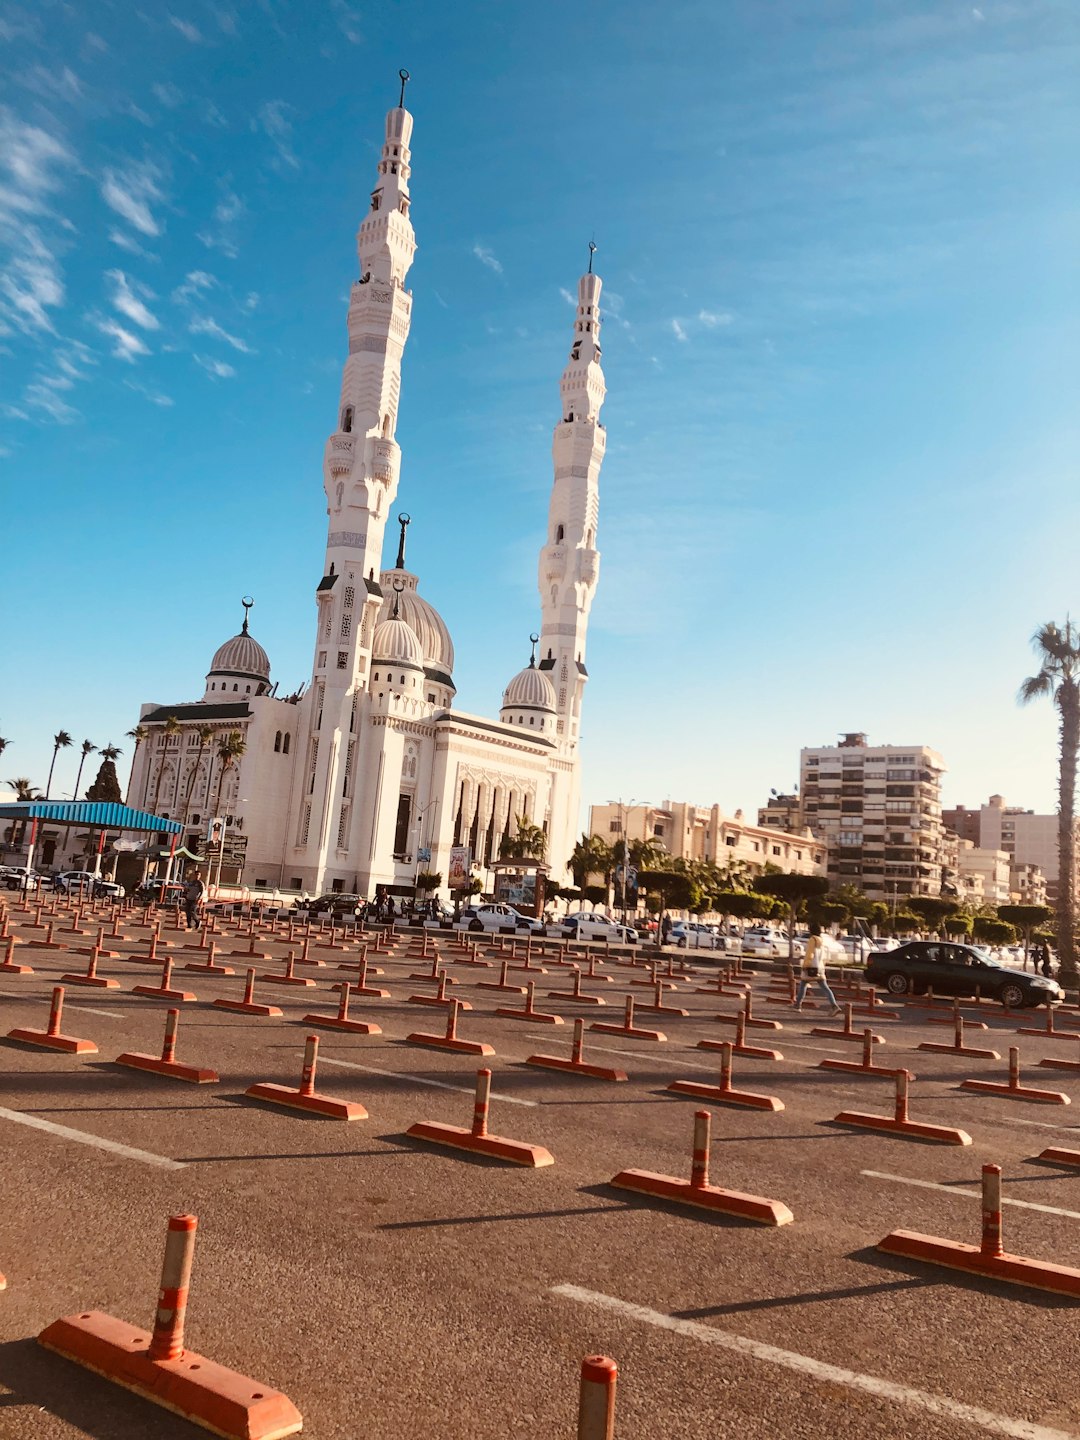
[{"x1": 612, "y1": 798, "x2": 647, "y2": 924}]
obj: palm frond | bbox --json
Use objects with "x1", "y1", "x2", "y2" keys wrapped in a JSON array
[{"x1": 1019, "y1": 671, "x2": 1055, "y2": 705}]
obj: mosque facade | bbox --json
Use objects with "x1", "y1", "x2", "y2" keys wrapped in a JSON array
[{"x1": 125, "y1": 82, "x2": 607, "y2": 903}]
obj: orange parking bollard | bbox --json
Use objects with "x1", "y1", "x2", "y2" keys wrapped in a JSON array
[{"x1": 578, "y1": 1355, "x2": 617, "y2": 1440}]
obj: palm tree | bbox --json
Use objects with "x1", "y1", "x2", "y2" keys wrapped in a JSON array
[
  {"x1": 181, "y1": 724, "x2": 216, "y2": 828},
  {"x1": 127, "y1": 725, "x2": 149, "y2": 805},
  {"x1": 569, "y1": 833, "x2": 614, "y2": 890},
  {"x1": 1020, "y1": 619, "x2": 1080, "y2": 987},
  {"x1": 213, "y1": 731, "x2": 246, "y2": 817},
  {"x1": 4, "y1": 778, "x2": 41, "y2": 856},
  {"x1": 0, "y1": 735, "x2": 8, "y2": 761},
  {"x1": 73, "y1": 740, "x2": 96, "y2": 800},
  {"x1": 500, "y1": 815, "x2": 547, "y2": 862},
  {"x1": 150, "y1": 716, "x2": 181, "y2": 816},
  {"x1": 44, "y1": 729, "x2": 72, "y2": 799}
]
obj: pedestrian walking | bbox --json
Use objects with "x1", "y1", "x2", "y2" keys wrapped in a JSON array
[
  {"x1": 661, "y1": 914, "x2": 673, "y2": 947},
  {"x1": 183, "y1": 873, "x2": 205, "y2": 931},
  {"x1": 794, "y1": 922, "x2": 842, "y2": 1015}
]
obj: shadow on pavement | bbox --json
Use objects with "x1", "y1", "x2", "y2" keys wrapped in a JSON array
[
  {"x1": 378, "y1": 1201, "x2": 633, "y2": 1231},
  {"x1": 0, "y1": 1337, "x2": 194, "y2": 1438},
  {"x1": 848, "y1": 1245, "x2": 1080, "y2": 1309},
  {"x1": 673, "y1": 1274, "x2": 934, "y2": 1318}
]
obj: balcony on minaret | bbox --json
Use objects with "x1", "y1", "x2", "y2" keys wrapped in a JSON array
[{"x1": 325, "y1": 433, "x2": 355, "y2": 478}]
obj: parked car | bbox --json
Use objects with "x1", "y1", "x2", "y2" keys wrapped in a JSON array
[
  {"x1": 456, "y1": 903, "x2": 545, "y2": 934},
  {"x1": 865, "y1": 940, "x2": 1062, "y2": 1009},
  {"x1": 298, "y1": 893, "x2": 366, "y2": 920},
  {"x1": 555, "y1": 911, "x2": 638, "y2": 944},
  {"x1": 739, "y1": 928, "x2": 805, "y2": 960},
  {"x1": 134, "y1": 879, "x2": 186, "y2": 905},
  {"x1": 794, "y1": 931, "x2": 846, "y2": 963},
  {"x1": 670, "y1": 921, "x2": 723, "y2": 951},
  {"x1": 0, "y1": 866, "x2": 40, "y2": 892}
]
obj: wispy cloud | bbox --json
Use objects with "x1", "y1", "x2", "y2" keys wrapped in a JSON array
[
  {"x1": 169, "y1": 15, "x2": 202, "y2": 42},
  {"x1": 0, "y1": 106, "x2": 73, "y2": 226},
  {"x1": 107, "y1": 269, "x2": 159, "y2": 329},
  {"x1": 194, "y1": 352, "x2": 235, "y2": 379},
  {"x1": 196, "y1": 184, "x2": 244, "y2": 257},
  {"x1": 189, "y1": 314, "x2": 252, "y2": 352},
  {"x1": 253, "y1": 101, "x2": 298, "y2": 171},
  {"x1": 472, "y1": 243, "x2": 503, "y2": 275},
  {"x1": 331, "y1": 0, "x2": 363, "y2": 44},
  {"x1": 101, "y1": 162, "x2": 164, "y2": 237},
  {"x1": 671, "y1": 318, "x2": 688, "y2": 342},
  {"x1": 698, "y1": 309, "x2": 733, "y2": 328},
  {"x1": 172, "y1": 269, "x2": 217, "y2": 304},
  {"x1": 241, "y1": 291, "x2": 259, "y2": 312},
  {"x1": 559, "y1": 286, "x2": 575, "y2": 306},
  {"x1": 93, "y1": 314, "x2": 150, "y2": 361},
  {"x1": 12, "y1": 343, "x2": 95, "y2": 424},
  {"x1": 152, "y1": 82, "x2": 184, "y2": 108},
  {"x1": 21, "y1": 65, "x2": 82, "y2": 105},
  {"x1": 108, "y1": 228, "x2": 155, "y2": 258},
  {"x1": 214, "y1": 7, "x2": 239, "y2": 36},
  {"x1": 0, "y1": 231, "x2": 64, "y2": 335},
  {"x1": 125, "y1": 378, "x2": 174, "y2": 407}
]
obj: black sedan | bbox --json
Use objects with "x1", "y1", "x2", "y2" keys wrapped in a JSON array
[{"x1": 865, "y1": 940, "x2": 1062, "y2": 1009}]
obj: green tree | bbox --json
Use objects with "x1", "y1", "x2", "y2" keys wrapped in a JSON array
[
  {"x1": 944, "y1": 914, "x2": 972, "y2": 939},
  {"x1": 889, "y1": 911, "x2": 921, "y2": 935},
  {"x1": 831, "y1": 883, "x2": 875, "y2": 921},
  {"x1": 973, "y1": 916, "x2": 1016, "y2": 946},
  {"x1": 907, "y1": 895, "x2": 958, "y2": 936},
  {"x1": 868, "y1": 902, "x2": 890, "y2": 931},
  {"x1": 44, "y1": 729, "x2": 72, "y2": 799},
  {"x1": 753, "y1": 872, "x2": 830, "y2": 959},
  {"x1": 151, "y1": 716, "x2": 182, "y2": 816},
  {"x1": 808, "y1": 898, "x2": 848, "y2": 928},
  {"x1": 86, "y1": 746, "x2": 123, "y2": 803},
  {"x1": 3, "y1": 778, "x2": 40, "y2": 856},
  {"x1": 569, "y1": 834, "x2": 614, "y2": 889},
  {"x1": 500, "y1": 815, "x2": 547, "y2": 862},
  {"x1": 721, "y1": 891, "x2": 777, "y2": 923},
  {"x1": 415, "y1": 871, "x2": 442, "y2": 893},
  {"x1": 997, "y1": 903, "x2": 1053, "y2": 968},
  {"x1": 638, "y1": 868, "x2": 698, "y2": 942},
  {"x1": 73, "y1": 740, "x2": 96, "y2": 800},
  {"x1": 1019, "y1": 619, "x2": 1080, "y2": 986}
]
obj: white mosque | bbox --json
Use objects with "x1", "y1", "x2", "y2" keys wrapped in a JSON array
[{"x1": 126, "y1": 76, "x2": 608, "y2": 905}]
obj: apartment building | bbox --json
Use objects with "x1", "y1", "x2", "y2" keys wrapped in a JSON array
[
  {"x1": 757, "y1": 793, "x2": 803, "y2": 832},
  {"x1": 588, "y1": 801, "x2": 825, "y2": 879},
  {"x1": 943, "y1": 794, "x2": 1064, "y2": 900},
  {"x1": 799, "y1": 732, "x2": 947, "y2": 901},
  {"x1": 954, "y1": 839, "x2": 1011, "y2": 906}
]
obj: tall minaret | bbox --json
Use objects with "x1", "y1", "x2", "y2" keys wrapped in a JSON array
[
  {"x1": 537, "y1": 246, "x2": 607, "y2": 867},
  {"x1": 292, "y1": 72, "x2": 418, "y2": 876}
]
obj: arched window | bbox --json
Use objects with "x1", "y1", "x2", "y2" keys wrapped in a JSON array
[
  {"x1": 341, "y1": 406, "x2": 353, "y2": 433},
  {"x1": 274, "y1": 731, "x2": 282, "y2": 753},
  {"x1": 555, "y1": 524, "x2": 564, "y2": 543},
  {"x1": 232, "y1": 683, "x2": 238, "y2": 692},
  {"x1": 282, "y1": 734, "x2": 291, "y2": 754}
]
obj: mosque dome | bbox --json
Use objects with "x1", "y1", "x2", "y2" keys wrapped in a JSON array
[
  {"x1": 502, "y1": 660, "x2": 556, "y2": 713},
  {"x1": 372, "y1": 615, "x2": 424, "y2": 669},
  {"x1": 378, "y1": 570, "x2": 454, "y2": 677},
  {"x1": 204, "y1": 603, "x2": 272, "y2": 697}
]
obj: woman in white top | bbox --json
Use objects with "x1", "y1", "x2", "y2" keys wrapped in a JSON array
[{"x1": 794, "y1": 922, "x2": 842, "y2": 1015}]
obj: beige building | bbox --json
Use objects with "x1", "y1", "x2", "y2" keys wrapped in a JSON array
[
  {"x1": 954, "y1": 839, "x2": 1011, "y2": 906},
  {"x1": 943, "y1": 795, "x2": 1064, "y2": 901},
  {"x1": 1009, "y1": 860, "x2": 1048, "y2": 906},
  {"x1": 799, "y1": 732, "x2": 947, "y2": 902},
  {"x1": 588, "y1": 801, "x2": 825, "y2": 879},
  {"x1": 757, "y1": 792, "x2": 803, "y2": 832}
]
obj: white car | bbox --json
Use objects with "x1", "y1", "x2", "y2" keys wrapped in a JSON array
[
  {"x1": 556, "y1": 911, "x2": 638, "y2": 944},
  {"x1": 795, "y1": 931, "x2": 846, "y2": 963},
  {"x1": 670, "y1": 921, "x2": 723, "y2": 950},
  {"x1": 740, "y1": 929, "x2": 805, "y2": 960},
  {"x1": 456, "y1": 903, "x2": 545, "y2": 934},
  {"x1": 1, "y1": 866, "x2": 40, "y2": 892}
]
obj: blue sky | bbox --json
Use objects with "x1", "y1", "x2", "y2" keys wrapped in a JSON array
[{"x1": 2, "y1": 0, "x2": 1078, "y2": 825}]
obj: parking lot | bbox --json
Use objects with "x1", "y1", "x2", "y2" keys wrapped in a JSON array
[{"x1": 2, "y1": 893, "x2": 1080, "y2": 1439}]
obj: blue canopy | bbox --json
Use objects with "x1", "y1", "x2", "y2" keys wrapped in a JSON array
[{"x1": 0, "y1": 801, "x2": 182, "y2": 834}]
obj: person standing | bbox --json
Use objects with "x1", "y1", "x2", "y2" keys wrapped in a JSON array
[
  {"x1": 794, "y1": 922, "x2": 842, "y2": 1015},
  {"x1": 183, "y1": 873, "x2": 205, "y2": 931}
]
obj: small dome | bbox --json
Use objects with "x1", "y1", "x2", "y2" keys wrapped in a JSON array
[
  {"x1": 378, "y1": 569, "x2": 454, "y2": 675},
  {"x1": 372, "y1": 615, "x2": 423, "y2": 669},
  {"x1": 204, "y1": 612, "x2": 271, "y2": 699},
  {"x1": 502, "y1": 661, "x2": 556, "y2": 713}
]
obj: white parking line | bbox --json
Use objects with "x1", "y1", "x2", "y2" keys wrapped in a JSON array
[
  {"x1": 988, "y1": 1115, "x2": 1080, "y2": 1134},
  {"x1": 0, "y1": 1106, "x2": 185, "y2": 1170},
  {"x1": 319, "y1": 1056, "x2": 537, "y2": 1106},
  {"x1": 65, "y1": 1004, "x2": 127, "y2": 1019},
  {"x1": 861, "y1": 1170, "x2": 1080, "y2": 1220},
  {"x1": 552, "y1": 1284, "x2": 1077, "y2": 1440}
]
